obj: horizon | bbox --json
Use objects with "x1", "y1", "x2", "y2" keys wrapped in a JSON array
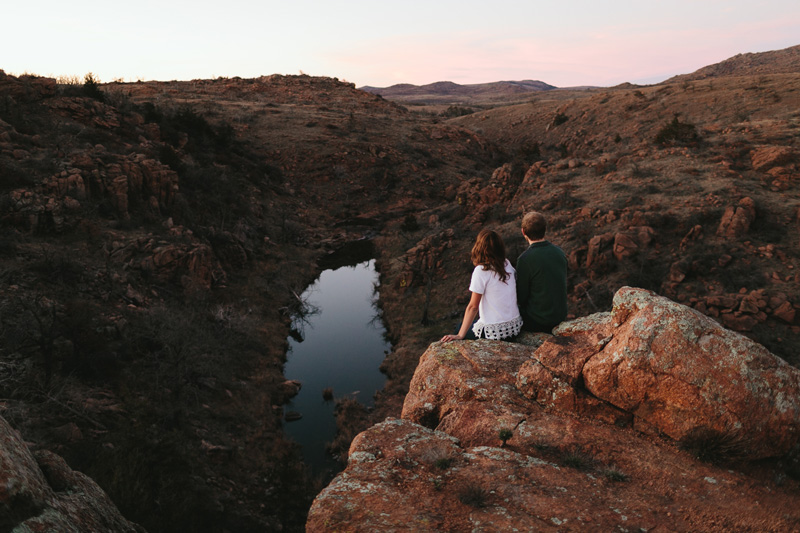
[{"x1": 2, "y1": 1, "x2": 798, "y2": 88}]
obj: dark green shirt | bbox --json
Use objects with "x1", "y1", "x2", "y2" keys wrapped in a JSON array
[{"x1": 516, "y1": 241, "x2": 567, "y2": 331}]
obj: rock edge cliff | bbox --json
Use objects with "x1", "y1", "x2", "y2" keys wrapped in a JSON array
[{"x1": 308, "y1": 287, "x2": 800, "y2": 531}]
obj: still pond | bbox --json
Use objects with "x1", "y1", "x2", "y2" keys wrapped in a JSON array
[{"x1": 283, "y1": 259, "x2": 389, "y2": 477}]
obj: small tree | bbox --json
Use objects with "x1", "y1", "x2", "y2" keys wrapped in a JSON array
[
  {"x1": 82, "y1": 72, "x2": 105, "y2": 102},
  {"x1": 498, "y1": 428, "x2": 513, "y2": 447},
  {"x1": 655, "y1": 114, "x2": 699, "y2": 146}
]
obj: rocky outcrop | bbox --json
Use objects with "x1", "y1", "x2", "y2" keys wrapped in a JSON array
[
  {"x1": 751, "y1": 145, "x2": 796, "y2": 172},
  {"x1": 0, "y1": 71, "x2": 56, "y2": 102},
  {"x1": 107, "y1": 238, "x2": 227, "y2": 292},
  {"x1": 4, "y1": 152, "x2": 179, "y2": 231},
  {"x1": 576, "y1": 288, "x2": 800, "y2": 457},
  {"x1": 398, "y1": 229, "x2": 455, "y2": 290},
  {"x1": 716, "y1": 197, "x2": 756, "y2": 239},
  {"x1": 308, "y1": 287, "x2": 800, "y2": 532},
  {"x1": 0, "y1": 415, "x2": 143, "y2": 532}
]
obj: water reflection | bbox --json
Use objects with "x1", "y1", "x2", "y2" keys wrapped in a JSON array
[{"x1": 283, "y1": 259, "x2": 389, "y2": 476}]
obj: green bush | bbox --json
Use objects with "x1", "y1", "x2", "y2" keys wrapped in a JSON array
[
  {"x1": 560, "y1": 448, "x2": 593, "y2": 470},
  {"x1": 434, "y1": 457, "x2": 453, "y2": 470}
]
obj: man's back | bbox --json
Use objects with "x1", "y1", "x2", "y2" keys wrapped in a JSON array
[{"x1": 516, "y1": 241, "x2": 567, "y2": 332}]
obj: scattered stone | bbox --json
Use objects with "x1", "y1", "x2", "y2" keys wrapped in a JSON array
[{"x1": 773, "y1": 301, "x2": 796, "y2": 324}]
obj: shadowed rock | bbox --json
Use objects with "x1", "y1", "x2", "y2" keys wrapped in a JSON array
[{"x1": 0, "y1": 416, "x2": 143, "y2": 532}]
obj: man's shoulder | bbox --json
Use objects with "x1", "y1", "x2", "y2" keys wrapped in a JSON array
[
  {"x1": 523, "y1": 241, "x2": 564, "y2": 254},
  {"x1": 548, "y1": 241, "x2": 566, "y2": 256}
]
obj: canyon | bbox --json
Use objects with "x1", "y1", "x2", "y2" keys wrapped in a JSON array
[{"x1": 1, "y1": 44, "x2": 799, "y2": 531}]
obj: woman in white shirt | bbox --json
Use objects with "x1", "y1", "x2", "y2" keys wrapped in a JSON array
[{"x1": 441, "y1": 229, "x2": 523, "y2": 342}]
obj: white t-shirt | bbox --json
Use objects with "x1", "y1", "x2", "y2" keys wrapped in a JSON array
[{"x1": 469, "y1": 260, "x2": 523, "y2": 339}]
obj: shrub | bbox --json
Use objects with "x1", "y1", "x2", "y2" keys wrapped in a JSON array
[
  {"x1": 30, "y1": 251, "x2": 84, "y2": 285},
  {"x1": 515, "y1": 142, "x2": 541, "y2": 163},
  {"x1": 401, "y1": 214, "x2": 420, "y2": 232},
  {"x1": 434, "y1": 457, "x2": 453, "y2": 470},
  {"x1": 560, "y1": 448, "x2": 593, "y2": 470},
  {"x1": 655, "y1": 115, "x2": 699, "y2": 145},
  {"x1": 441, "y1": 106, "x2": 475, "y2": 118},
  {"x1": 82, "y1": 73, "x2": 105, "y2": 102},
  {"x1": 679, "y1": 427, "x2": 749, "y2": 463},
  {"x1": 553, "y1": 113, "x2": 569, "y2": 126},
  {"x1": 0, "y1": 238, "x2": 17, "y2": 256},
  {"x1": 498, "y1": 428, "x2": 513, "y2": 447},
  {"x1": 601, "y1": 466, "x2": 629, "y2": 482},
  {"x1": 458, "y1": 484, "x2": 488, "y2": 508}
]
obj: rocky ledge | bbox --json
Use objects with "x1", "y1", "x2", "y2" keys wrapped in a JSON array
[
  {"x1": 0, "y1": 416, "x2": 143, "y2": 532},
  {"x1": 308, "y1": 287, "x2": 800, "y2": 531}
]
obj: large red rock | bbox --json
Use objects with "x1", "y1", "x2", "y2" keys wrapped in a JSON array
[
  {"x1": 401, "y1": 339, "x2": 534, "y2": 444},
  {"x1": 312, "y1": 397, "x2": 798, "y2": 532},
  {"x1": 583, "y1": 287, "x2": 800, "y2": 458}
]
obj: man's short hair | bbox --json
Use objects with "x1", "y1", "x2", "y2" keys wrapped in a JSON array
[{"x1": 522, "y1": 211, "x2": 547, "y2": 240}]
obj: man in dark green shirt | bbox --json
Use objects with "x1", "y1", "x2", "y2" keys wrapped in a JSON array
[{"x1": 516, "y1": 211, "x2": 568, "y2": 332}]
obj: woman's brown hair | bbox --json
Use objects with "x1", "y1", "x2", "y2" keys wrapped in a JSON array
[{"x1": 470, "y1": 229, "x2": 509, "y2": 283}]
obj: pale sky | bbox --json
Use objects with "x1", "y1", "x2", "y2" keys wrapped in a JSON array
[{"x1": 2, "y1": 0, "x2": 798, "y2": 88}]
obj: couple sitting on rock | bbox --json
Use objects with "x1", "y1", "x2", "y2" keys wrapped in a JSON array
[{"x1": 441, "y1": 211, "x2": 567, "y2": 343}]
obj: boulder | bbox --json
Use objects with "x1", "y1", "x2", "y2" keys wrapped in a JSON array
[
  {"x1": 751, "y1": 145, "x2": 795, "y2": 171},
  {"x1": 612, "y1": 226, "x2": 654, "y2": 261},
  {"x1": 585, "y1": 232, "x2": 614, "y2": 271},
  {"x1": 0, "y1": 415, "x2": 143, "y2": 532},
  {"x1": 401, "y1": 340, "x2": 532, "y2": 444},
  {"x1": 774, "y1": 301, "x2": 796, "y2": 324},
  {"x1": 716, "y1": 197, "x2": 756, "y2": 239},
  {"x1": 582, "y1": 287, "x2": 800, "y2": 458}
]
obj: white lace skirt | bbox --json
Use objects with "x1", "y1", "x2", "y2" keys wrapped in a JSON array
[{"x1": 472, "y1": 315, "x2": 523, "y2": 340}]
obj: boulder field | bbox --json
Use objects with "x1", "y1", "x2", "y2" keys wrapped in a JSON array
[{"x1": 308, "y1": 287, "x2": 800, "y2": 532}]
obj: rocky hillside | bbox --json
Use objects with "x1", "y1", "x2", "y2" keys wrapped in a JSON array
[
  {"x1": 308, "y1": 288, "x2": 800, "y2": 531},
  {"x1": 437, "y1": 70, "x2": 800, "y2": 360},
  {"x1": 667, "y1": 44, "x2": 800, "y2": 83},
  {"x1": 0, "y1": 70, "x2": 499, "y2": 532}
]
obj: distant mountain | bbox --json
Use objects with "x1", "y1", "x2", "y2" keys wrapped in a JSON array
[
  {"x1": 360, "y1": 79, "x2": 555, "y2": 104},
  {"x1": 666, "y1": 44, "x2": 800, "y2": 83}
]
